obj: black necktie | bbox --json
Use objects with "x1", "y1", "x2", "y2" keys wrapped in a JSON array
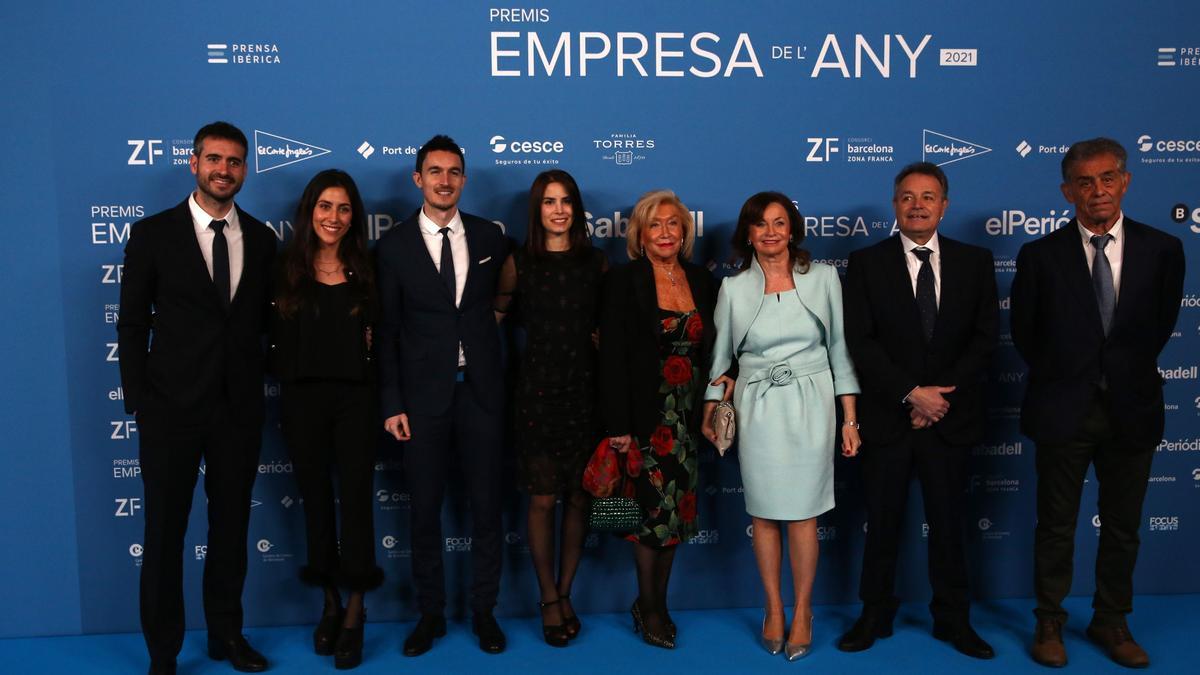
[
  {"x1": 438, "y1": 226, "x2": 456, "y2": 303},
  {"x1": 913, "y1": 246, "x2": 937, "y2": 341},
  {"x1": 1090, "y1": 234, "x2": 1115, "y2": 336},
  {"x1": 210, "y1": 219, "x2": 231, "y2": 309}
]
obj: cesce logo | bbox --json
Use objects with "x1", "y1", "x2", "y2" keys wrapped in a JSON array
[{"x1": 489, "y1": 135, "x2": 563, "y2": 153}]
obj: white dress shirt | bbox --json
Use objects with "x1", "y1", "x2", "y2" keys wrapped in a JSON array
[
  {"x1": 188, "y1": 192, "x2": 243, "y2": 301},
  {"x1": 899, "y1": 230, "x2": 941, "y2": 307},
  {"x1": 418, "y1": 207, "x2": 469, "y2": 366},
  {"x1": 1078, "y1": 213, "x2": 1125, "y2": 299}
]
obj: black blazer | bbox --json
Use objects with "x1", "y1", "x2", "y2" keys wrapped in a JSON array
[
  {"x1": 117, "y1": 198, "x2": 277, "y2": 424},
  {"x1": 376, "y1": 210, "x2": 509, "y2": 418},
  {"x1": 844, "y1": 234, "x2": 998, "y2": 446},
  {"x1": 1011, "y1": 217, "x2": 1185, "y2": 448},
  {"x1": 598, "y1": 257, "x2": 717, "y2": 443},
  {"x1": 268, "y1": 271, "x2": 377, "y2": 384}
]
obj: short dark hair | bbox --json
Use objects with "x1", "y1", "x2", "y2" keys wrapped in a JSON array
[
  {"x1": 415, "y1": 134, "x2": 465, "y2": 173},
  {"x1": 193, "y1": 121, "x2": 248, "y2": 159},
  {"x1": 526, "y1": 169, "x2": 591, "y2": 256},
  {"x1": 893, "y1": 161, "x2": 949, "y2": 199},
  {"x1": 731, "y1": 191, "x2": 811, "y2": 273},
  {"x1": 1061, "y1": 137, "x2": 1127, "y2": 181}
]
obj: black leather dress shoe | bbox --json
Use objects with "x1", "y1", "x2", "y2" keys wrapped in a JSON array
[
  {"x1": 148, "y1": 661, "x2": 176, "y2": 675},
  {"x1": 837, "y1": 614, "x2": 894, "y2": 652},
  {"x1": 472, "y1": 612, "x2": 507, "y2": 654},
  {"x1": 403, "y1": 614, "x2": 446, "y2": 657},
  {"x1": 207, "y1": 635, "x2": 269, "y2": 672},
  {"x1": 313, "y1": 611, "x2": 343, "y2": 656},
  {"x1": 933, "y1": 621, "x2": 996, "y2": 660}
]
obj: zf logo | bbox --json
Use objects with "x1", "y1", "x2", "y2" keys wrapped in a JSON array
[
  {"x1": 806, "y1": 137, "x2": 840, "y2": 162},
  {"x1": 106, "y1": 342, "x2": 119, "y2": 362},
  {"x1": 111, "y1": 420, "x2": 138, "y2": 439},
  {"x1": 114, "y1": 497, "x2": 142, "y2": 516},
  {"x1": 1170, "y1": 203, "x2": 1200, "y2": 234},
  {"x1": 101, "y1": 264, "x2": 124, "y2": 284},
  {"x1": 127, "y1": 139, "x2": 164, "y2": 165}
]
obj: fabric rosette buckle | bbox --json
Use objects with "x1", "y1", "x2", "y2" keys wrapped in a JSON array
[{"x1": 744, "y1": 360, "x2": 827, "y2": 398}]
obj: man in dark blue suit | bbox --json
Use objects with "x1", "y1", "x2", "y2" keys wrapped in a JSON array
[
  {"x1": 1013, "y1": 138, "x2": 1185, "y2": 669},
  {"x1": 378, "y1": 135, "x2": 510, "y2": 655}
]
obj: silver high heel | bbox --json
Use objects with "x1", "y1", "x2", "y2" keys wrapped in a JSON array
[
  {"x1": 761, "y1": 615, "x2": 784, "y2": 655},
  {"x1": 784, "y1": 614, "x2": 813, "y2": 661}
]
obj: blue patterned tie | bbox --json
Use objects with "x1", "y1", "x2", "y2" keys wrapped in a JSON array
[
  {"x1": 913, "y1": 247, "x2": 937, "y2": 341},
  {"x1": 1090, "y1": 234, "x2": 1115, "y2": 336}
]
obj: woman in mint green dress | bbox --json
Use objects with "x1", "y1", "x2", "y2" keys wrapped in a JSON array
[{"x1": 703, "y1": 192, "x2": 861, "y2": 660}]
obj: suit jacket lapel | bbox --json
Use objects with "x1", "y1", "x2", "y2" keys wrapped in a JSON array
[
  {"x1": 228, "y1": 206, "x2": 255, "y2": 310},
  {"x1": 930, "y1": 237, "x2": 960, "y2": 346},
  {"x1": 1111, "y1": 220, "x2": 1142, "y2": 330},
  {"x1": 173, "y1": 201, "x2": 225, "y2": 310},
  {"x1": 407, "y1": 211, "x2": 455, "y2": 304},
  {"x1": 886, "y1": 236, "x2": 924, "y2": 338},
  {"x1": 631, "y1": 258, "x2": 659, "y2": 343},
  {"x1": 460, "y1": 216, "x2": 478, "y2": 305},
  {"x1": 1058, "y1": 220, "x2": 1105, "y2": 336}
]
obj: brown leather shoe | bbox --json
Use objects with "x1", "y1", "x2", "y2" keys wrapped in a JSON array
[
  {"x1": 1031, "y1": 617, "x2": 1067, "y2": 667},
  {"x1": 1086, "y1": 623, "x2": 1149, "y2": 668}
]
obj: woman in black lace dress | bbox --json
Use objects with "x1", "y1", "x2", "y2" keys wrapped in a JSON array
[{"x1": 496, "y1": 170, "x2": 606, "y2": 646}]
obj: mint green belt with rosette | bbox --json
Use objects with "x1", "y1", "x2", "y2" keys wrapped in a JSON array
[{"x1": 743, "y1": 359, "x2": 830, "y2": 399}]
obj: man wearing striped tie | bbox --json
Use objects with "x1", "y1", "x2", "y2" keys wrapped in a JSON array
[{"x1": 1012, "y1": 138, "x2": 1185, "y2": 669}]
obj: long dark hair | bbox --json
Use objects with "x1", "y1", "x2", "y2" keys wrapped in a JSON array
[
  {"x1": 731, "y1": 191, "x2": 811, "y2": 273},
  {"x1": 525, "y1": 169, "x2": 591, "y2": 256},
  {"x1": 276, "y1": 169, "x2": 376, "y2": 317}
]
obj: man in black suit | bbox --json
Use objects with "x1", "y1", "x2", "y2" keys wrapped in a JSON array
[
  {"x1": 1013, "y1": 138, "x2": 1184, "y2": 669},
  {"x1": 840, "y1": 162, "x2": 998, "y2": 659},
  {"x1": 378, "y1": 135, "x2": 510, "y2": 655},
  {"x1": 118, "y1": 122, "x2": 275, "y2": 675}
]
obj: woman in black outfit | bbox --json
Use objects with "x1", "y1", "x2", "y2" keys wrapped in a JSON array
[
  {"x1": 496, "y1": 169, "x2": 606, "y2": 646},
  {"x1": 598, "y1": 189, "x2": 716, "y2": 649},
  {"x1": 271, "y1": 169, "x2": 381, "y2": 669}
]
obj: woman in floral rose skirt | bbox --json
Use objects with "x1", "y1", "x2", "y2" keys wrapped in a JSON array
[{"x1": 599, "y1": 189, "x2": 716, "y2": 649}]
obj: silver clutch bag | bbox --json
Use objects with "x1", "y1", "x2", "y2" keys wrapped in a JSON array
[{"x1": 710, "y1": 401, "x2": 736, "y2": 456}]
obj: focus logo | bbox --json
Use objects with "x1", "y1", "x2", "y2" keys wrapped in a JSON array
[
  {"x1": 1170, "y1": 203, "x2": 1200, "y2": 234},
  {"x1": 445, "y1": 537, "x2": 472, "y2": 552},
  {"x1": 194, "y1": 545, "x2": 207, "y2": 560},
  {"x1": 816, "y1": 525, "x2": 838, "y2": 542},
  {"x1": 253, "y1": 130, "x2": 330, "y2": 174},
  {"x1": 922, "y1": 129, "x2": 992, "y2": 167},
  {"x1": 688, "y1": 529, "x2": 720, "y2": 545},
  {"x1": 1149, "y1": 516, "x2": 1180, "y2": 531}
]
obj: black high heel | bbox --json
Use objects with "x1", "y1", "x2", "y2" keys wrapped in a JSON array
[
  {"x1": 560, "y1": 594, "x2": 581, "y2": 640},
  {"x1": 314, "y1": 609, "x2": 343, "y2": 656},
  {"x1": 631, "y1": 599, "x2": 674, "y2": 649},
  {"x1": 333, "y1": 608, "x2": 365, "y2": 670},
  {"x1": 539, "y1": 599, "x2": 570, "y2": 647}
]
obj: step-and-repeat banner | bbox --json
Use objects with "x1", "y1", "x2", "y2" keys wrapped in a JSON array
[{"x1": 46, "y1": 2, "x2": 1199, "y2": 634}]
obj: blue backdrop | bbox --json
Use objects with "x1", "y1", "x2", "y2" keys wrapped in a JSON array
[{"x1": 2, "y1": 0, "x2": 1198, "y2": 638}]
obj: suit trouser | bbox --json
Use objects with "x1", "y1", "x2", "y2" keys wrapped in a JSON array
[
  {"x1": 859, "y1": 430, "x2": 971, "y2": 625},
  {"x1": 281, "y1": 379, "x2": 383, "y2": 591},
  {"x1": 137, "y1": 401, "x2": 261, "y2": 665},
  {"x1": 404, "y1": 379, "x2": 504, "y2": 615},
  {"x1": 1033, "y1": 392, "x2": 1154, "y2": 627}
]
